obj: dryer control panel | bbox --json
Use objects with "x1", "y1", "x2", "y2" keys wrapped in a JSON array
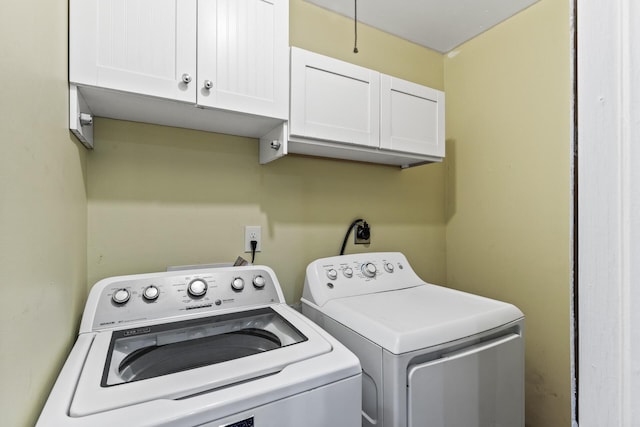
[
  {"x1": 302, "y1": 252, "x2": 426, "y2": 307},
  {"x1": 82, "y1": 266, "x2": 284, "y2": 332}
]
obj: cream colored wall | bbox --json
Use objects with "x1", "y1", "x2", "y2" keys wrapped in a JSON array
[
  {"x1": 444, "y1": 0, "x2": 572, "y2": 425},
  {"x1": 0, "y1": 0, "x2": 88, "y2": 426},
  {"x1": 87, "y1": 0, "x2": 447, "y2": 304}
]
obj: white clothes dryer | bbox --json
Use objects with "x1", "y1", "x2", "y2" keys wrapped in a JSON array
[
  {"x1": 301, "y1": 252, "x2": 524, "y2": 427},
  {"x1": 37, "y1": 265, "x2": 361, "y2": 427}
]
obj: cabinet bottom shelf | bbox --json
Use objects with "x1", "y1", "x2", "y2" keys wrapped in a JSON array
[{"x1": 70, "y1": 84, "x2": 287, "y2": 146}]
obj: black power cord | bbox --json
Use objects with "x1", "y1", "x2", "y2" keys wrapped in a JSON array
[
  {"x1": 340, "y1": 218, "x2": 363, "y2": 255},
  {"x1": 250, "y1": 240, "x2": 258, "y2": 264}
]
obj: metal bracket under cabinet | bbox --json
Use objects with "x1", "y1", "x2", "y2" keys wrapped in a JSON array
[
  {"x1": 69, "y1": 84, "x2": 94, "y2": 149},
  {"x1": 259, "y1": 123, "x2": 288, "y2": 164}
]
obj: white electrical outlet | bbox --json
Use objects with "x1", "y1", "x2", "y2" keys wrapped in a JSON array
[{"x1": 244, "y1": 226, "x2": 262, "y2": 253}]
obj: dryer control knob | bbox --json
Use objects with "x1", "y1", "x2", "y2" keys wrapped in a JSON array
[
  {"x1": 326, "y1": 269, "x2": 338, "y2": 280},
  {"x1": 232, "y1": 277, "x2": 245, "y2": 291},
  {"x1": 253, "y1": 275, "x2": 266, "y2": 288},
  {"x1": 362, "y1": 262, "x2": 377, "y2": 278},
  {"x1": 188, "y1": 279, "x2": 208, "y2": 297},
  {"x1": 384, "y1": 262, "x2": 395, "y2": 273},
  {"x1": 143, "y1": 285, "x2": 159, "y2": 301},
  {"x1": 112, "y1": 288, "x2": 130, "y2": 304}
]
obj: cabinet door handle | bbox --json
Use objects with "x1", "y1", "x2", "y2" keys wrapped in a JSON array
[
  {"x1": 181, "y1": 73, "x2": 192, "y2": 84},
  {"x1": 204, "y1": 80, "x2": 214, "y2": 90}
]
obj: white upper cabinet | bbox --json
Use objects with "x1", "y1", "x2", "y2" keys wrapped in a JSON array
[
  {"x1": 197, "y1": 0, "x2": 288, "y2": 119},
  {"x1": 290, "y1": 47, "x2": 380, "y2": 148},
  {"x1": 275, "y1": 48, "x2": 445, "y2": 167},
  {"x1": 69, "y1": 0, "x2": 288, "y2": 145}
]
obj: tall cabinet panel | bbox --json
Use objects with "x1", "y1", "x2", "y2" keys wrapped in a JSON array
[
  {"x1": 70, "y1": 0, "x2": 197, "y2": 103},
  {"x1": 197, "y1": 0, "x2": 289, "y2": 119}
]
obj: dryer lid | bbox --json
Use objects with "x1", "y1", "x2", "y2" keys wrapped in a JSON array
[{"x1": 322, "y1": 284, "x2": 524, "y2": 354}]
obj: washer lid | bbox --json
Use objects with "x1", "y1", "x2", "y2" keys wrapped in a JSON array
[
  {"x1": 321, "y1": 284, "x2": 524, "y2": 354},
  {"x1": 102, "y1": 307, "x2": 307, "y2": 387},
  {"x1": 70, "y1": 305, "x2": 335, "y2": 417}
]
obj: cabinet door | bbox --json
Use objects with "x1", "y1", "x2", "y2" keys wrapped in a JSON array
[
  {"x1": 290, "y1": 48, "x2": 380, "y2": 148},
  {"x1": 380, "y1": 75, "x2": 445, "y2": 157},
  {"x1": 70, "y1": 0, "x2": 197, "y2": 102},
  {"x1": 197, "y1": 0, "x2": 288, "y2": 119}
]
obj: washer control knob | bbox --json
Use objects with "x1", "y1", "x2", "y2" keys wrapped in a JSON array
[
  {"x1": 232, "y1": 277, "x2": 245, "y2": 291},
  {"x1": 384, "y1": 262, "x2": 395, "y2": 273},
  {"x1": 343, "y1": 267, "x2": 354, "y2": 278},
  {"x1": 143, "y1": 285, "x2": 159, "y2": 301},
  {"x1": 361, "y1": 262, "x2": 377, "y2": 278},
  {"x1": 188, "y1": 279, "x2": 208, "y2": 297},
  {"x1": 326, "y1": 269, "x2": 338, "y2": 280},
  {"x1": 112, "y1": 288, "x2": 130, "y2": 304},
  {"x1": 253, "y1": 275, "x2": 266, "y2": 288}
]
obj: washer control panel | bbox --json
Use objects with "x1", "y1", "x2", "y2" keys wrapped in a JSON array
[
  {"x1": 303, "y1": 252, "x2": 426, "y2": 307},
  {"x1": 87, "y1": 266, "x2": 282, "y2": 331}
]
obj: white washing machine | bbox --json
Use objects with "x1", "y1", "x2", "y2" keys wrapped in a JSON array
[
  {"x1": 37, "y1": 264, "x2": 361, "y2": 427},
  {"x1": 301, "y1": 252, "x2": 524, "y2": 427}
]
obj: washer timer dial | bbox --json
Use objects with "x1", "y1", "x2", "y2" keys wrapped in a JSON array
[{"x1": 188, "y1": 279, "x2": 208, "y2": 297}]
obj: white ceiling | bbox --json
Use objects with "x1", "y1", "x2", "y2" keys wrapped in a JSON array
[{"x1": 305, "y1": 0, "x2": 539, "y2": 53}]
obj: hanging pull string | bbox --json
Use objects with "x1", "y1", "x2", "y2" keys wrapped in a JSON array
[{"x1": 353, "y1": 0, "x2": 359, "y2": 53}]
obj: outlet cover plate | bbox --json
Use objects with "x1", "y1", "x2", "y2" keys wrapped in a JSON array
[{"x1": 244, "y1": 226, "x2": 262, "y2": 252}]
